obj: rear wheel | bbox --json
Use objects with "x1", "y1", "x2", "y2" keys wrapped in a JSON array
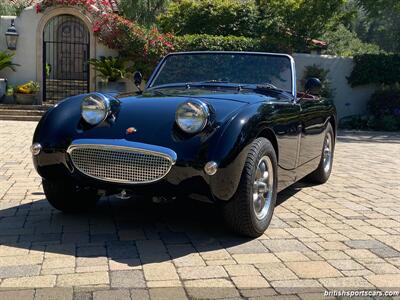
[
  {"x1": 305, "y1": 123, "x2": 335, "y2": 184},
  {"x1": 222, "y1": 138, "x2": 277, "y2": 237},
  {"x1": 42, "y1": 179, "x2": 100, "y2": 213}
]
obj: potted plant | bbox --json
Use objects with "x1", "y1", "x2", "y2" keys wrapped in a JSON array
[
  {"x1": 89, "y1": 56, "x2": 132, "y2": 93},
  {"x1": 15, "y1": 81, "x2": 40, "y2": 105},
  {"x1": 0, "y1": 51, "x2": 19, "y2": 101}
]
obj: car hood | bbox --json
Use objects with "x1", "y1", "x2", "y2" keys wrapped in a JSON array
[
  {"x1": 37, "y1": 90, "x2": 268, "y2": 153},
  {"x1": 122, "y1": 87, "x2": 271, "y2": 104}
]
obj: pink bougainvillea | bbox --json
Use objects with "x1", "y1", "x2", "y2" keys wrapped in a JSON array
[{"x1": 36, "y1": 0, "x2": 175, "y2": 75}]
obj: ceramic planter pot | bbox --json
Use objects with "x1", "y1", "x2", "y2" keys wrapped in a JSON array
[{"x1": 15, "y1": 93, "x2": 38, "y2": 105}]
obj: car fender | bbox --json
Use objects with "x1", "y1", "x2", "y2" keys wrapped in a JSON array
[{"x1": 209, "y1": 102, "x2": 277, "y2": 200}]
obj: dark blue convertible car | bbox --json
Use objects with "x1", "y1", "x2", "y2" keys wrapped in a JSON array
[{"x1": 31, "y1": 51, "x2": 336, "y2": 237}]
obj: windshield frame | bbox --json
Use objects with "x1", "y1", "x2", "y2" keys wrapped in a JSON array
[{"x1": 146, "y1": 51, "x2": 297, "y2": 98}]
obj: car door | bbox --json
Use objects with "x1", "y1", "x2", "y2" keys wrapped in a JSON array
[
  {"x1": 297, "y1": 96, "x2": 327, "y2": 167},
  {"x1": 270, "y1": 99, "x2": 302, "y2": 191}
]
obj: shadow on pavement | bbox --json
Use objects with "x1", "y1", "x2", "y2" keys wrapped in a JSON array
[{"x1": 0, "y1": 184, "x2": 303, "y2": 267}]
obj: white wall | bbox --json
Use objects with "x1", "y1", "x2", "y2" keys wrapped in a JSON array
[
  {"x1": 0, "y1": 8, "x2": 39, "y2": 86},
  {"x1": 293, "y1": 53, "x2": 377, "y2": 121}
]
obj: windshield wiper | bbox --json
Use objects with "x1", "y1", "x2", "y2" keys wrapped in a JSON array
[
  {"x1": 255, "y1": 83, "x2": 280, "y2": 90},
  {"x1": 242, "y1": 83, "x2": 284, "y2": 93},
  {"x1": 201, "y1": 80, "x2": 230, "y2": 83}
]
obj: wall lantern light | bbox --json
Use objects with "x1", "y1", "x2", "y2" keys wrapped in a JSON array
[{"x1": 5, "y1": 19, "x2": 19, "y2": 51}]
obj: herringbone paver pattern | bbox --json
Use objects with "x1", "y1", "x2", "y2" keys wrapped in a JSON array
[{"x1": 0, "y1": 121, "x2": 399, "y2": 299}]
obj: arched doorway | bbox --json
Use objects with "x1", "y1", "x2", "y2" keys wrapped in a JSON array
[{"x1": 43, "y1": 14, "x2": 90, "y2": 102}]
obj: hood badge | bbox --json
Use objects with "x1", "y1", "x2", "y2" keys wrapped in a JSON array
[{"x1": 126, "y1": 127, "x2": 137, "y2": 135}]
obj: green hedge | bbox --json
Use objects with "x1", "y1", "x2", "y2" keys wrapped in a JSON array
[
  {"x1": 347, "y1": 54, "x2": 400, "y2": 87},
  {"x1": 173, "y1": 34, "x2": 287, "y2": 53},
  {"x1": 174, "y1": 34, "x2": 259, "y2": 51}
]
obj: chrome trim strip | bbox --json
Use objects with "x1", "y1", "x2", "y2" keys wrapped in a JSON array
[{"x1": 67, "y1": 139, "x2": 177, "y2": 184}]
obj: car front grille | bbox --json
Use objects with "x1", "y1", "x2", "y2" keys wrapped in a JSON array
[{"x1": 68, "y1": 144, "x2": 174, "y2": 184}]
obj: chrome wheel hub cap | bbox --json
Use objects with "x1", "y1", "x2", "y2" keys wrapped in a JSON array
[
  {"x1": 253, "y1": 156, "x2": 274, "y2": 220},
  {"x1": 323, "y1": 132, "x2": 332, "y2": 173}
]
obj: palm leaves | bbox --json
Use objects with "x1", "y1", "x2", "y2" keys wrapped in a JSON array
[
  {"x1": 0, "y1": 51, "x2": 19, "y2": 72},
  {"x1": 89, "y1": 56, "x2": 132, "y2": 82}
]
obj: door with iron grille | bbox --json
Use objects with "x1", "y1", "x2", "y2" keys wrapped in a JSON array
[{"x1": 43, "y1": 15, "x2": 90, "y2": 102}]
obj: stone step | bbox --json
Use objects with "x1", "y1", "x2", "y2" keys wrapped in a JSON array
[
  {"x1": 0, "y1": 104, "x2": 52, "y2": 111},
  {"x1": 0, "y1": 115, "x2": 41, "y2": 121},
  {"x1": 0, "y1": 109, "x2": 44, "y2": 116}
]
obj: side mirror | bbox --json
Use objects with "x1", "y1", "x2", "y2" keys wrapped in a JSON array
[
  {"x1": 133, "y1": 71, "x2": 142, "y2": 92},
  {"x1": 305, "y1": 77, "x2": 322, "y2": 95}
]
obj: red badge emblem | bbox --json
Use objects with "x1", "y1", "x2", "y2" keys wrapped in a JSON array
[{"x1": 126, "y1": 127, "x2": 137, "y2": 135}]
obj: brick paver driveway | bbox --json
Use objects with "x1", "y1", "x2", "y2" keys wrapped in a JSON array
[{"x1": 0, "y1": 120, "x2": 399, "y2": 300}]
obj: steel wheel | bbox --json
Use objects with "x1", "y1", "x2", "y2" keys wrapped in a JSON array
[
  {"x1": 253, "y1": 156, "x2": 274, "y2": 220},
  {"x1": 323, "y1": 131, "x2": 332, "y2": 173},
  {"x1": 222, "y1": 138, "x2": 277, "y2": 237},
  {"x1": 305, "y1": 122, "x2": 335, "y2": 184}
]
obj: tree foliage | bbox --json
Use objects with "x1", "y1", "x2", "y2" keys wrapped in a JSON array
[
  {"x1": 256, "y1": 0, "x2": 346, "y2": 52},
  {"x1": 321, "y1": 24, "x2": 381, "y2": 57},
  {"x1": 301, "y1": 64, "x2": 334, "y2": 100},
  {"x1": 0, "y1": 2, "x2": 17, "y2": 16},
  {"x1": 352, "y1": 0, "x2": 400, "y2": 53},
  {"x1": 118, "y1": 0, "x2": 170, "y2": 26},
  {"x1": 157, "y1": 0, "x2": 259, "y2": 37}
]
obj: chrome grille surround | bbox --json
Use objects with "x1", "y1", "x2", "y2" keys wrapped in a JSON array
[{"x1": 67, "y1": 144, "x2": 176, "y2": 184}]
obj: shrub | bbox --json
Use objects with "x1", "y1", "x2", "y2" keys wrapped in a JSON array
[
  {"x1": 342, "y1": 84, "x2": 400, "y2": 131},
  {"x1": 0, "y1": 51, "x2": 19, "y2": 72},
  {"x1": 95, "y1": 14, "x2": 174, "y2": 76},
  {"x1": 89, "y1": 56, "x2": 133, "y2": 82},
  {"x1": 174, "y1": 34, "x2": 260, "y2": 52},
  {"x1": 321, "y1": 24, "x2": 382, "y2": 57},
  {"x1": 339, "y1": 115, "x2": 369, "y2": 130},
  {"x1": 157, "y1": 0, "x2": 260, "y2": 37},
  {"x1": 368, "y1": 84, "x2": 400, "y2": 119},
  {"x1": 174, "y1": 34, "x2": 288, "y2": 53},
  {"x1": 301, "y1": 65, "x2": 334, "y2": 100},
  {"x1": 347, "y1": 54, "x2": 400, "y2": 87}
]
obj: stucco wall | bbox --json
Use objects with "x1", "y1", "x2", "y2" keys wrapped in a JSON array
[
  {"x1": 293, "y1": 53, "x2": 377, "y2": 121},
  {"x1": 0, "y1": 9, "x2": 39, "y2": 86}
]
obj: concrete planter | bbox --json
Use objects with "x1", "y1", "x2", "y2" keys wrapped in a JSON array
[
  {"x1": 97, "y1": 80, "x2": 128, "y2": 93},
  {"x1": 0, "y1": 79, "x2": 6, "y2": 100},
  {"x1": 15, "y1": 93, "x2": 38, "y2": 105}
]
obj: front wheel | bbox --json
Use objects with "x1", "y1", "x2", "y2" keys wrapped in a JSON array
[
  {"x1": 42, "y1": 179, "x2": 100, "y2": 213},
  {"x1": 222, "y1": 138, "x2": 277, "y2": 237}
]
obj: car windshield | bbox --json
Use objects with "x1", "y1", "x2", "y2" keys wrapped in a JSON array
[{"x1": 149, "y1": 52, "x2": 293, "y2": 93}]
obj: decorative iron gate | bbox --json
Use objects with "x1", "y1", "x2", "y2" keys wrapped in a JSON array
[{"x1": 43, "y1": 15, "x2": 90, "y2": 102}]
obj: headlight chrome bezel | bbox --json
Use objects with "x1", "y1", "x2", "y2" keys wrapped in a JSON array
[
  {"x1": 81, "y1": 93, "x2": 112, "y2": 126},
  {"x1": 175, "y1": 100, "x2": 210, "y2": 134}
]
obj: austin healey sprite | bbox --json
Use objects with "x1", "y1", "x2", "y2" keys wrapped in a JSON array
[{"x1": 31, "y1": 51, "x2": 336, "y2": 237}]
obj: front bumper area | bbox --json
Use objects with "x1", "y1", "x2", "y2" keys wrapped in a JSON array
[{"x1": 33, "y1": 140, "x2": 214, "y2": 201}]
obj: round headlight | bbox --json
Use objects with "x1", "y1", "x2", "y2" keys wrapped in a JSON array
[
  {"x1": 81, "y1": 93, "x2": 111, "y2": 125},
  {"x1": 176, "y1": 100, "x2": 210, "y2": 134}
]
